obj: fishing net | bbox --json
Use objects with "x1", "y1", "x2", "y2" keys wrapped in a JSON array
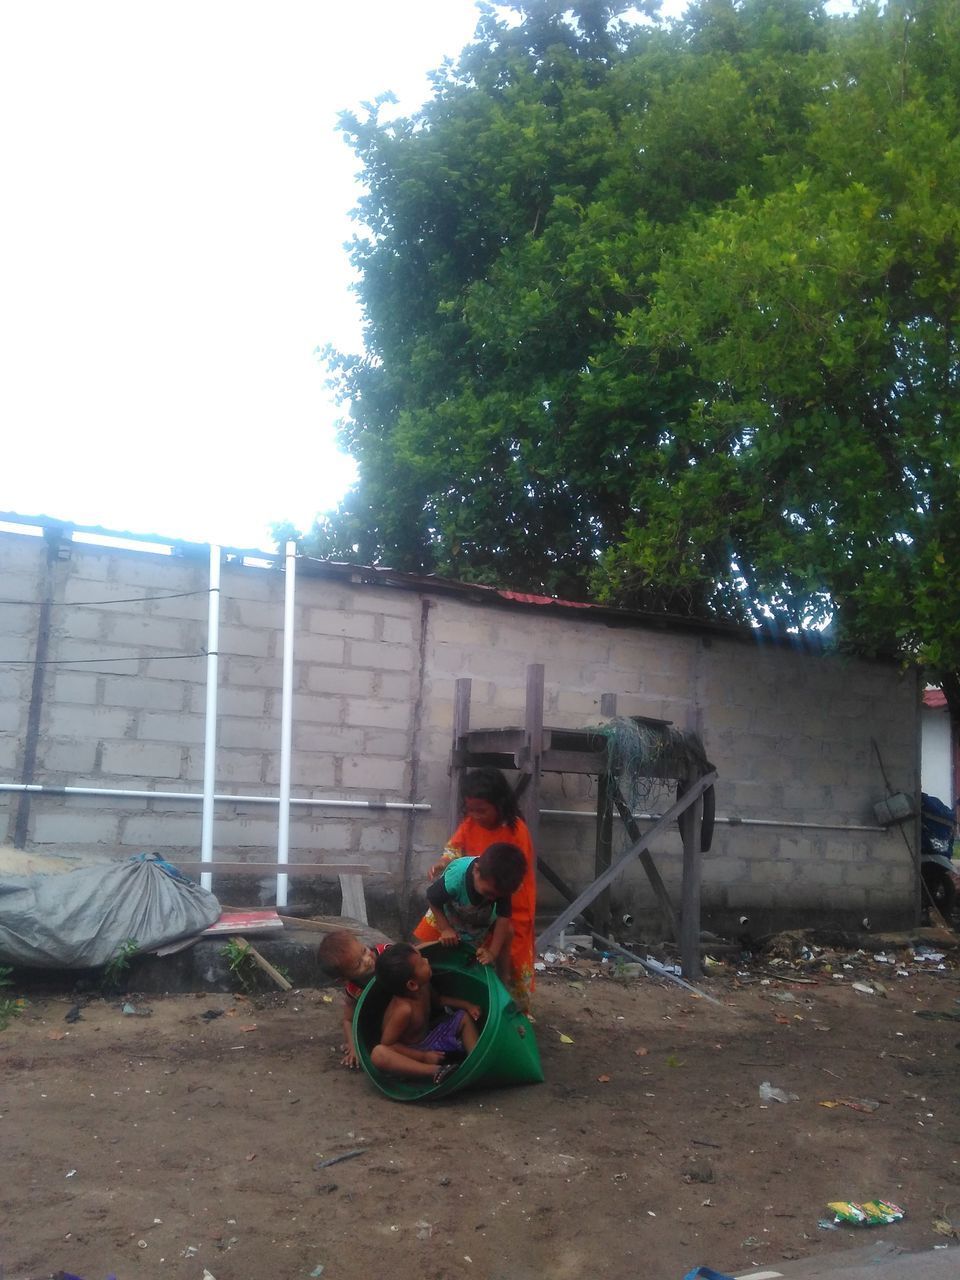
[{"x1": 592, "y1": 717, "x2": 710, "y2": 856}]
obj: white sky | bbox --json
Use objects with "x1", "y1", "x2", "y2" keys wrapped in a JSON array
[{"x1": 1, "y1": 1, "x2": 844, "y2": 553}]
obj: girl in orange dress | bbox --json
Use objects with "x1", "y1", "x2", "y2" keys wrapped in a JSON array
[{"x1": 414, "y1": 768, "x2": 536, "y2": 1012}]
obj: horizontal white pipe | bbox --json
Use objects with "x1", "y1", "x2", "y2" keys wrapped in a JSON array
[
  {"x1": 0, "y1": 782, "x2": 430, "y2": 811},
  {"x1": 540, "y1": 807, "x2": 884, "y2": 833}
]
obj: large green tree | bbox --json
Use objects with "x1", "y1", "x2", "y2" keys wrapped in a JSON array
[{"x1": 307, "y1": 0, "x2": 960, "y2": 709}]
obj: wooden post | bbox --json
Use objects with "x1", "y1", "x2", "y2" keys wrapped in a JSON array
[
  {"x1": 518, "y1": 664, "x2": 544, "y2": 854},
  {"x1": 448, "y1": 678, "x2": 472, "y2": 835},
  {"x1": 679, "y1": 776, "x2": 704, "y2": 979},
  {"x1": 594, "y1": 692, "x2": 617, "y2": 935}
]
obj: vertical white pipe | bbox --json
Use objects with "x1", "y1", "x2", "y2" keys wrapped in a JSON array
[
  {"x1": 276, "y1": 539, "x2": 297, "y2": 907},
  {"x1": 200, "y1": 545, "x2": 222, "y2": 892}
]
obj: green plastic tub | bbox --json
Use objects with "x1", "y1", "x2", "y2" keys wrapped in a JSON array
[{"x1": 354, "y1": 942, "x2": 544, "y2": 1102}]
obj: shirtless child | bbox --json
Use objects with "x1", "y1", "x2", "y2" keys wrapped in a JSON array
[{"x1": 370, "y1": 944, "x2": 481, "y2": 1084}]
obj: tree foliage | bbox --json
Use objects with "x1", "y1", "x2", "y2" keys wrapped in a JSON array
[{"x1": 311, "y1": 0, "x2": 960, "y2": 705}]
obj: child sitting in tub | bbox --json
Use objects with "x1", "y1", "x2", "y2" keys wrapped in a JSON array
[
  {"x1": 317, "y1": 928, "x2": 394, "y2": 1070},
  {"x1": 371, "y1": 944, "x2": 482, "y2": 1085}
]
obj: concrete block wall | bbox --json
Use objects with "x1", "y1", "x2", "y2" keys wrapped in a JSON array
[{"x1": 0, "y1": 526, "x2": 920, "y2": 931}]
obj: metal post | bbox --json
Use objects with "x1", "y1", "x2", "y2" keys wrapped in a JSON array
[
  {"x1": 276, "y1": 540, "x2": 297, "y2": 908},
  {"x1": 200, "y1": 545, "x2": 221, "y2": 892}
]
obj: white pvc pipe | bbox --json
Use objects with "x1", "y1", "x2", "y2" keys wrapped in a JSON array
[
  {"x1": 0, "y1": 783, "x2": 430, "y2": 811},
  {"x1": 200, "y1": 545, "x2": 221, "y2": 891},
  {"x1": 540, "y1": 808, "x2": 884, "y2": 833},
  {"x1": 276, "y1": 540, "x2": 297, "y2": 907}
]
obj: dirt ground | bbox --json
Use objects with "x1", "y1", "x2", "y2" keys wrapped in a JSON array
[{"x1": 3, "y1": 938, "x2": 960, "y2": 1280}]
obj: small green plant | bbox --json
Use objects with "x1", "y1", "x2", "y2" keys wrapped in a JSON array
[
  {"x1": 0, "y1": 964, "x2": 23, "y2": 1032},
  {"x1": 221, "y1": 938, "x2": 258, "y2": 993},
  {"x1": 101, "y1": 938, "x2": 140, "y2": 993}
]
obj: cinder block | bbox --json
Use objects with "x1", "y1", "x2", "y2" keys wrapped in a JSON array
[
  {"x1": 341, "y1": 756, "x2": 407, "y2": 792},
  {"x1": 46, "y1": 704, "x2": 134, "y2": 739},
  {"x1": 305, "y1": 608, "x2": 376, "y2": 640},
  {"x1": 291, "y1": 694, "x2": 343, "y2": 725},
  {"x1": 143, "y1": 655, "x2": 206, "y2": 681},
  {"x1": 306, "y1": 666, "x2": 375, "y2": 696},
  {"x1": 188, "y1": 685, "x2": 267, "y2": 718},
  {"x1": 292, "y1": 635, "x2": 345, "y2": 666},
  {"x1": 137, "y1": 711, "x2": 206, "y2": 744},
  {"x1": 0, "y1": 702, "x2": 23, "y2": 732},
  {"x1": 222, "y1": 656, "x2": 284, "y2": 688},
  {"x1": 0, "y1": 603, "x2": 39, "y2": 637},
  {"x1": 427, "y1": 615, "x2": 498, "y2": 648},
  {"x1": 52, "y1": 672, "x2": 99, "y2": 705},
  {"x1": 218, "y1": 718, "x2": 283, "y2": 750},
  {"x1": 100, "y1": 675, "x2": 184, "y2": 711},
  {"x1": 262, "y1": 757, "x2": 337, "y2": 789},
  {"x1": 0, "y1": 737, "x2": 20, "y2": 771},
  {"x1": 33, "y1": 811, "x2": 121, "y2": 845},
  {"x1": 196, "y1": 750, "x2": 265, "y2": 785},
  {"x1": 36, "y1": 740, "x2": 97, "y2": 775},
  {"x1": 57, "y1": 610, "x2": 105, "y2": 643},
  {"x1": 288, "y1": 819, "x2": 354, "y2": 852},
  {"x1": 381, "y1": 616, "x2": 415, "y2": 645},
  {"x1": 103, "y1": 614, "x2": 187, "y2": 650},
  {"x1": 219, "y1": 624, "x2": 272, "y2": 659},
  {"x1": 363, "y1": 730, "x2": 410, "y2": 756},
  {"x1": 294, "y1": 724, "x2": 365, "y2": 754},
  {"x1": 345, "y1": 699, "x2": 410, "y2": 730},
  {"x1": 228, "y1": 598, "x2": 282, "y2": 630},
  {"x1": 378, "y1": 672, "x2": 416, "y2": 700},
  {"x1": 347, "y1": 640, "x2": 415, "y2": 672},
  {"x1": 121, "y1": 813, "x2": 204, "y2": 846},
  {"x1": 359, "y1": 822, "x2": 402, "y2": 854},
  {"x1": 102, "y1": 741, "x2": 183, "y2": 778}
]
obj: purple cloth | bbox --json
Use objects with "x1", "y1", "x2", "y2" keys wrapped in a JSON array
[{"x1": 411, "y1": 1009, "x2": 466, "y2": 1055}]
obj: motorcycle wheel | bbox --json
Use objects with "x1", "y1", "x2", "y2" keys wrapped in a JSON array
[{"x1": 922, "y1": 863, "x2": 957, "y2": 921}]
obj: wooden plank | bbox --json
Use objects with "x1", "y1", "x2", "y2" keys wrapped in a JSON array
[
  {"x1": 608, "y1": 778, "x2": 680, "y2": 941},
  {"x1": 339, "y1": 872, "x2": 368, "y2": 924},
  {"x1": 535, "y1": 770, "x2": 717, "y2": 950},
  {"x1": 230, "y1": 937, "x2": 293, "y2": 991},
  {"x1": 178, "y1": 862, "x2": 380, "y2": 877}
]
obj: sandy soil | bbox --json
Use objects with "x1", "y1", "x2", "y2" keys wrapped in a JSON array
[{"x1": 2, "y1": 941, "x2": 960, "y2": 1280}]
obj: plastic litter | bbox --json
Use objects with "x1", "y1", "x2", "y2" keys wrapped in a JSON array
[
  {"x1": 759, "y1": 1081, "x2": 799, "y2": 1103},
  {"x1": 826, "y1": 1199, "x2": 904, "y2": 1226},
  {"x1": 682, "y1": 1268, "x2": 735, "y2": 1279}
]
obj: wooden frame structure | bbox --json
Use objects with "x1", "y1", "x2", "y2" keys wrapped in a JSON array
[{"x1": 448, "y1": 664, "x2": 717, "y2": 978}]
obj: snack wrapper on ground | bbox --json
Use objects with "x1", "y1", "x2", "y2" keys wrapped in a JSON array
[{"x1": 826, "y1": 1200, "x2": 905, "y2": 1226}]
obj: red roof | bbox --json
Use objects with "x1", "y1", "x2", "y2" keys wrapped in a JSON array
[{"x1": 924, "y1": 688, "x2": 947, "y2": 709}]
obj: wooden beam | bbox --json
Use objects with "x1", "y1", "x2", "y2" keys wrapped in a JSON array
[
  {"x1": 448, "y1": 678, "x2": 472, "y2": 833},
  {"x1": 518, "y1": 664, "x2": 544, "y2": 853},
  {"x1": 594, "y1": 693, "x2": 617, "y2": 936},
  {"x1": 608, "y1": 778, "x2": 680, "y2": 941},
  {"x1": 535, "y1": 770, "x2": 717, "y2": 950},
  {"x1": 230, "y1": 937, "x2": 293, "y2": 991}
]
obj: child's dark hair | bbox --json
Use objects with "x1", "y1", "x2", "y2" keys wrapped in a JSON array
[
  {"x1": 316, "y1": 929, "x2": 359, "y2": 978},
  {"x1": 375, "y1": 942, "x2": 420, "y2": 996},
  {"x1": 475, "y1": 842, "x2": 526, "y2": 895},
  {"x1": 463, "y1": 767, "x2": 520, "y2": 828}
]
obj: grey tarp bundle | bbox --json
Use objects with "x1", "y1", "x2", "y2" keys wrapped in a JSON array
[{"x1": 0, "y1": 854, "x2": 221, "y2": 968}]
